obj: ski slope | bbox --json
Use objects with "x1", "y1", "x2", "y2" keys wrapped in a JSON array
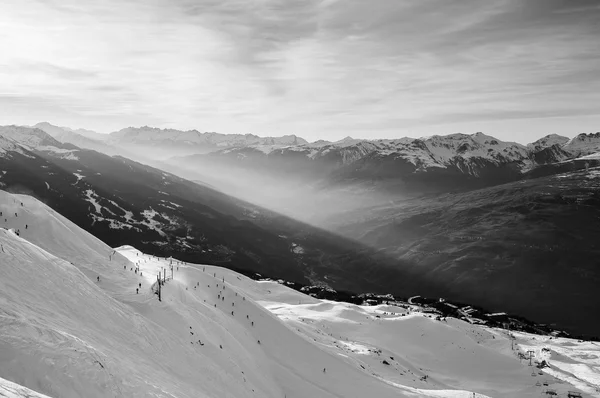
[{"x1": 0, "y1": 189, "x2": 594, "y2": 397}]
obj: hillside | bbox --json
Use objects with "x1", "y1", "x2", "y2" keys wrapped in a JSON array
[
  {"x1": 1, "y1": 190, "x2": 595, "y2": 397},
  {"x1": 324, "y1": 166, "x2": 600, "y2": 337}
]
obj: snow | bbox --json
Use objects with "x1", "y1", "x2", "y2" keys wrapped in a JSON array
[
  {"x1": 580, "y1": 152, "x2": 600, "y2": 160},
  {"x1": 527, "y1": 134, "x2": 570, "y2": 151},
  {"x1": 0, "y1": 136, "x2": 30, "y2": 159},
  {"x1": 159, "y1": 200, "x2": 182, "y2": 210},
  {"x1": 59, "y1": 152, "x2": 80, "y2": 161},
  {"x1": 37, "y1": 145, "x2": 76, "y2": 154},
  {"x1": 0, "y1": 376, "x2": 52, "y2": 398},
  {"x1": 514, "y1": 331, "x2": 600, "y2": 396},
  {"x1": 564, "y1": 133, "x2": 600, "y2": 157},
  {"x1": 251, "y1": 145, "x2": 289, "y2": 154},
  {"x1": 73, "y1": 172, "x2": 85, "y2": 183},
  {"x1": 291, "y1": 243, "x2": 304, "y2": 254},
  {"x1": 0, "y1": 190, "x2": 593, "y2": 398},
  {"x1": 83, "y1": 189, "x2": 103, "y2": 214},
  {"x1": 106, "y1": 199, "x2": 134, "y2": 222},
  {"x1": 0, "y1": 126, "x2": 57, "y2": 148},
  {"x1": 224, "y1": 131, "x2": 535, "y2": 174},
  {"x1": 587, "y1": 170, "x2": 600, "y2": 179},
  {"x1": 91, "y1": 214, "x2": 139, "y2": 231},
  {"x1": 139, "y1": 208, "x2": 166, "y2": 236}
]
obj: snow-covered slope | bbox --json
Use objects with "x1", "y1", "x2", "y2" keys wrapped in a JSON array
[
  {"x1": 564, "y1": 132, "x2": 600, "y2": 157},
  {"x1": 209, "y1": 131, "x2": 533, "y2": 176},
  {"x1": 0, "y1": 126, "x2": 81, "y2": 161},
  {"x1": 34, "y1": 122, "x2": 109, "y2": 142},
  {"x1": 33, "y1": 123, "x2": 128, "y2": 158},
  {"x1": 0, "y1": 135, "x2": 29, "y2": 158},
  {"x1": 422, "y1": 132, "x2": 529, "y2": 164},
  {"x1": 1, "y1": 190, "x2": 593, "y2": 397},
  {"x1": 0, "y1": 376, "x2": 52, "y2": 398},
  {"x1": 207, "y1": 131, "x2": 600, "y2": 178},
  {"x1": 0, "y1": 126, "x2": 61, "y2": 148},
  {"x1": 527, "y1": 134, "x2": 570, "y2": 152}
]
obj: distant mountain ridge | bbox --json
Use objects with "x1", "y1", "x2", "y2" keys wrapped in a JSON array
[
  {"x1": 32, "y1": 122, "x2": 600, "y2": 165},
  {"x1": 165, "y1": 130, "x2": 600, "y2": 199},
  {"x1": 112, "y1": 126, "x2": 307, "y2": 146},
  {"x1": 21, "y1": 122, "x2": 600, "y2": 195},
  {"x1": 34, "y1": 123, "x2": 309, "y2": 160},
  {"x1": 207, "y1": 130, "x2": 600, "y2": 172}
]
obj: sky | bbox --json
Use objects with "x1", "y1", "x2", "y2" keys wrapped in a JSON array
[{"x1": 0, "y1": 0, "x2": 599, "y2": 144}]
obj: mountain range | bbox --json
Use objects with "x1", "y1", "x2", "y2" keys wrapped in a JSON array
[
  {"x1": 3, "y1": 123, "x2": 600, "y2": 337},
  {"x1": 33, "y1": 123, "x2": 600, "y2": 199},
  {"x1": 34, "y1": 123, "x2": 307, "y2": 160}
]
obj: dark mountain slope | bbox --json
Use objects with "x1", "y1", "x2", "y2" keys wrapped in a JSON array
[{"x1": 328, "y1": 168, "x2": 600, "y2": 336}]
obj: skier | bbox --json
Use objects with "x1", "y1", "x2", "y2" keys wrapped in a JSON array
[
  {"x1": 323, "y1": 368, "x2": 326, "y2": 373},
  {"x1": 97, "y1": 276, "x2": 100, "y2": 282},
  {"x1": 136, "y1": 288, "x2": 139, "y2": 294}
]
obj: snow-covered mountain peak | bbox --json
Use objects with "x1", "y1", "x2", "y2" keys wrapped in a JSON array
[
  {"x1": 330, "y1": 136, "x2": 366, "y2": 148},
  {"x1": 470, "y1": 131, "x2": 500, "y2": 142},
  {"x1": 0, "y1": 134, "x2": 26, "y2": 156},
  {"x1": 527, "y1": 134, "x2": 570, "y2": 151},
  {"x1": 35, "y1": 122, "x2": 109, "y2": 142},
  {"x1": 0, "y1": 125, "x2": 62, "y2": 148},
  {"x1": 564, "y1": 132, "x2": 600, "y2": 157}
]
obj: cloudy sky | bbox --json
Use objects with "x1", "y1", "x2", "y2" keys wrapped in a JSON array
[{"x1": 0, "y1": 0, "x2": 599, "y2": 143}]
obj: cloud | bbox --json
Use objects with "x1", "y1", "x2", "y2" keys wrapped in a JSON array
[{"x1": 0, "y1": 0, "x2": 598, "y2": 142}]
